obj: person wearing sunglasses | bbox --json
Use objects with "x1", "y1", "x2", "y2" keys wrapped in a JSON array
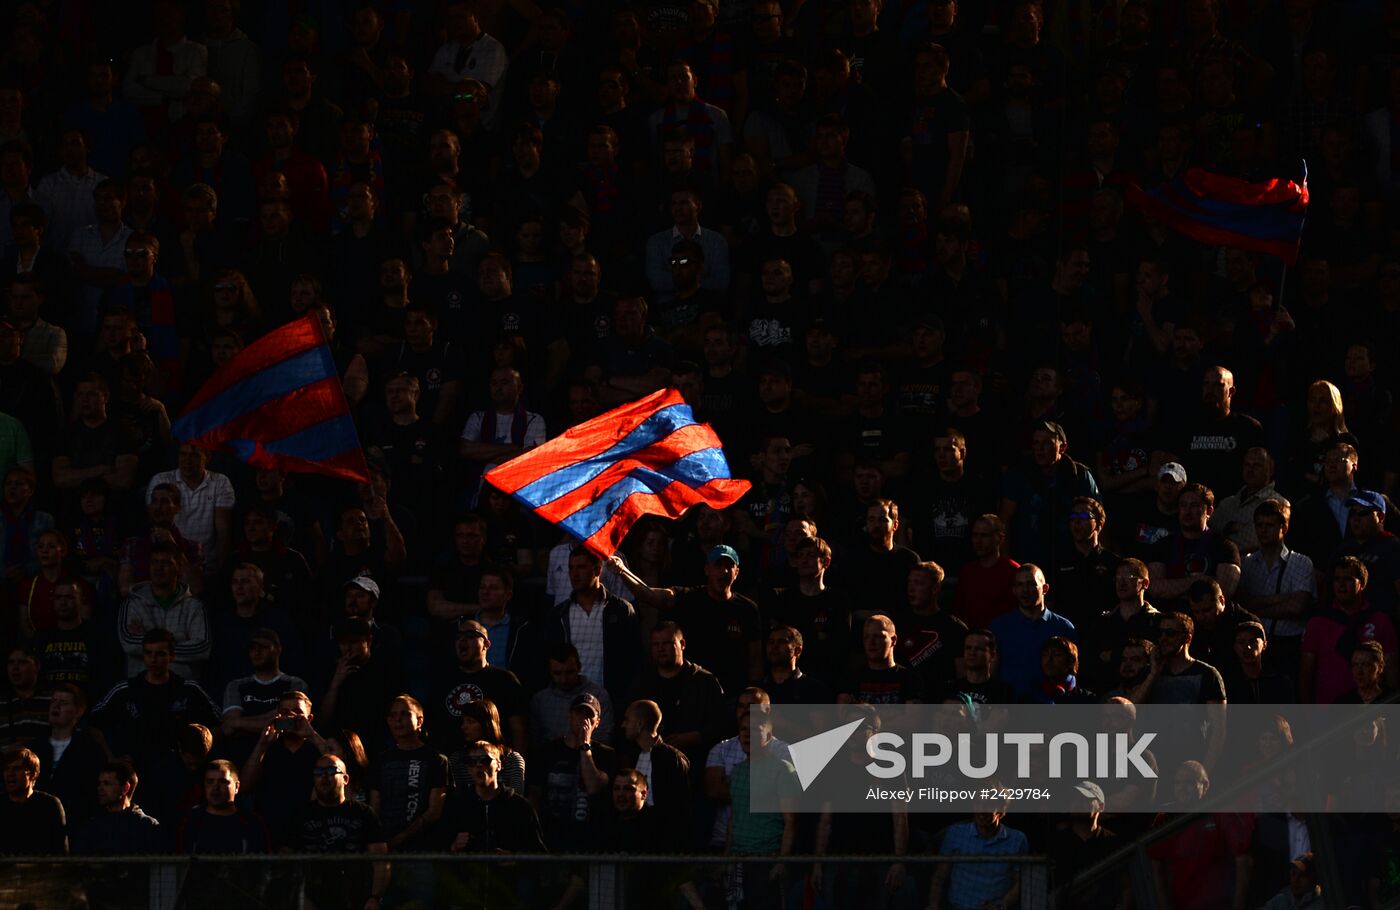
[
  {"x1": 1052, "y1": 496, "x2": 1120, "y2": 627},
  {"x1": 436, "y1": 740, "x2": 546, "y2": 901},
  {"x1": 298, "y1": 753, "x2": 390, "y2": 910},
  {"x1": 1129, "y1": 612, "x2": 1226, "y2": 771}
]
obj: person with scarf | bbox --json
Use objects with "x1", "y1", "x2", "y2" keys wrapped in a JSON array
[
  {"x1": 459, "y1": 366, "x2": 546, "y2": 507},
  {"x1": 1300, "y1": 555, "x2": 1399, "y2": 704}
]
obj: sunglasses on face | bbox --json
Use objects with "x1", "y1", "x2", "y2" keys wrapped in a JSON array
[
  {"x1": 670, "y1": 257, "x2": 692, "y2": 266},
  {"x1": 312, "y1": 767, "x2": 343, "y2": 777},
  {"x1": 1068, "y1": 511, "x2": 1093, "y2": 520}
]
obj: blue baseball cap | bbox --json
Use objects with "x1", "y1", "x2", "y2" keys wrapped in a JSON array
[
  {"x1": 1346, "y1": 490, "x2": 1387, "y2": 514},
  {"x1": 706, "y1": 545, "x2": 740, "y2": 567}
]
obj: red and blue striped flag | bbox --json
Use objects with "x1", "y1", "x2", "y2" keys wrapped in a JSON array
[
  {"x1": 172, "y1": 314, "x2": 370, "y2": 482},
  {"x1": 485, "y1": 388, "x2": 751, "y2": 558},
  {"x1": 1127, "y1": 168, "x2": 1309, "y2": 263}
]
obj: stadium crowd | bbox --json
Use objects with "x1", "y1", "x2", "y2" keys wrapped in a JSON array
[{"x1": 0, "y1": 0, "x2": 1396, "y2": 907}]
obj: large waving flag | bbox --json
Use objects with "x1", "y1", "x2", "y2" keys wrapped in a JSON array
[
  {"x1": 172, "y1": 314, "x2": 370, "y2": 482},
  {"x1": 1127, "y1": 167, "x2": 1308, "y2": 263},
  {"x1": 485, "y1": 389, "x2": 751, "y2": 557}
]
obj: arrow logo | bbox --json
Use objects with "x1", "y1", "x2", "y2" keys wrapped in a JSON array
[{"x1": 787, "y1": 718, "x2": 866, "y2": 791}]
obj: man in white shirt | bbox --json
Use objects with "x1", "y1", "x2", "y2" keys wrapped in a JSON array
[
  {"x1": 146, "y1": 443, "x2": 234, "y2": 573},
  {"x1": 428, "y1": 1, "x2": 508, "y2": 127},
  {"x1": 123, "y1": 1, "x2": 208, "y2": 127},
  {"x1": 35, "y1": 129, "x2": 104, "y2": 256},
  {"x1": 460, "y1": 366, "x2": 545, "y2": 504}
]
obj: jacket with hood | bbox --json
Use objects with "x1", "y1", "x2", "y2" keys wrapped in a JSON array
[{"x1": 117, "y1": 582, "x2": 210, "y2": 677}]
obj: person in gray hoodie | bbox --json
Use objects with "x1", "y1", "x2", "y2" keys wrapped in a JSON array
[{"x1": 116, "y1": 541, "x2": 210, "y2": 679}]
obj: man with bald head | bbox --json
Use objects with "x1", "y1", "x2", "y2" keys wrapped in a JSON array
[{"x1": 1168, "y1": 366, "x2": 1263, "y2": 498}]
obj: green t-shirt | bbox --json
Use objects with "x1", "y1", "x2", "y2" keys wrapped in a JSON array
[{"x1": 729, "y1": 752, "x2": 799, "y2": 855}]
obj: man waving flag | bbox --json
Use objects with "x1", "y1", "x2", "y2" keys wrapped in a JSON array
[
  {"x1": 172, "y1": 314, "x2": 370, "y2": 482},
  {"x1": 485, "y1": 388, "x2": 751, "y2": 557}
]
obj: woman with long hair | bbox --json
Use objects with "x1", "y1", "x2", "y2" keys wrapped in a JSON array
[
  {"x1": 449, "y1": 698, "x2": 525, "y2": 793},
  {"x1": 1285, "y1": 379, "x2": 1359, "y2": 492},
  {"x1": 324, "y1": 729, "x2": 370, "y2": 802}
]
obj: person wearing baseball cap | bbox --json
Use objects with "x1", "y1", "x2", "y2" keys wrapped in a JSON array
[
  {"x1": 1257, "y1": 853, "x2": 1319, "y2": 909},
  {"x1": 1220, "y1": 620, "x2": 1294, "y2": 705},
  {"x1": 428, "y1": 612, "x2": 528, "y2": 754},
  {"x1": 1045, "y1": 778, "x2": 1124, "y2": 906},
  {"x1": 528, "y1": 690, "x2": 619, "y2": 851},
  {"x1": 1337, "y1": 489, "x2": 1400, "y2": 617},
  {"x1": 610, "y1": 541, "x2": 761, "y2": 698}
]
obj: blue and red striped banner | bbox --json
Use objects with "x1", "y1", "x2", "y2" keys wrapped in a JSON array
[
  {"x1": 172, "y1": 314, "x2": 370, "y2": 482},
  {"x1": 1127, "y1": 168, "x2": 1308, "y2": 263},
  {"x1": 485, "y1": 389, "x2": 750, "y2": 557}
]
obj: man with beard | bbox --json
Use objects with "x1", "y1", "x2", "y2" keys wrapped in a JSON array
[{"x1": 298, "y1": 754, "x2": 389, "y2": 909}]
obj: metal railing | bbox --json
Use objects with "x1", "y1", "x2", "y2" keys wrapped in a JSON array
[{"x1": 0, "y1": 851, "x2": 1054, "y2": 910}]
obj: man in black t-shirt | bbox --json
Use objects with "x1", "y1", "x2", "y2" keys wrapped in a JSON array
[
  {"x1": 614, "y1": 546, "x2": 762, "y2": 697},
  {"x1": 0, "y1": 746, "x2": 66, "y2": 855},
  {"x1": 371, "y1": 694, "x2": 449, "y2": 890},
  {"x1": 765, "y1": 537, "x2": 853, "y2": 682},
  {"x1": 937, "y1": 628, "x2": 1015, "y2": 705},
  {"x1": 1147, "y1": 483, "x2": 1241, "y2": 614},
  {"x1": 299, "y1": 754, "x2": 389, "y2": 909},
  {"x1": 430, "y1": 619, "x2": 528, "y2": 754},
  {"x1": 837, "y1": 614, "x2": 923, "y2": 704},
  {"x1": 177, "y1": 760, "x2": 270, "y2": 855},
  {"x1": 909, "y1": 428, "x2": 996, "y2": 581},
  {"x1": 1166, "y1": 366, "x2": 1264, "y2": 498},
  {"x1": 837, "y1": 498, "x2": 922, "y2": 616},
  {"x1": 529, "y1": 693, "x2": 618, "y2": 852},
  {"x1": 894, "y1": 562, "x2": 967, "y2": 696}
]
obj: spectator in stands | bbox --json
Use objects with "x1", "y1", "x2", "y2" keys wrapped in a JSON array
[
  {"x1": 240, "y1": 690, "x2": 327, "y2": 848},
  {"x1": 92, "y1": 628, "x2": 219, "y2": 775},
  {"x1": 298, "y1": 753, "x2": 390, "y2": 909},
  {"x1": 928, "y1": 793, "x2": 1029, "y2": 910},
  {"x1": 529, "y1": 691, "x2": 618, "y2": 854},
  {"x1": 73, "y1": 760, "x2": 165, "y2": 859},
  {"x1": 618, "y1": 699, "x2": 692, "y2": 848},
  {"x1": 1220, "y1": 621, "x2": 1295, "y2": 705},
  {"x1": 1147, "y1": 482, "x2": 1242, "y2": 612},
  {"x1": 1333, "y1": 490, "x2": 1400, "y2": 617},
  {"x1": 144, "y1": 444, "x2": 233, "y2": 575},
  {"x1": 1300, "y1": 556, "x2": 1399, "y2": 703},
  {"x1": 0, "y1": 642, "x2": 50, "y2": 748},
  {"x1": 176, "y1": 759, "x2": 269, "y2": 854},
  {"x1": 7, "y1": 274, "x2": 66, "y2": 375},
  {"x1": 999, "y1": 421, "x2": 1099, "y2": 568},
  {"x1": 430, "y1": 616, "x2": 527, "y2": 757},
  {"x1": 1185, "y1": 577, "x2": 1261, "y2": 670},
  {"x1": 1210, "y1": 447, "x2": 1289, "y2": 553},
  {"x1": 529, "y1": 642, "x2": 613, "y2": 750},
  {"x1": 989, "y1": 564, "x2": 1077, "y2": 701},
  {"x1": 116, "y1": 541, "x2": 209, "y2": 679},
  {"x1": 53, "y1": 373, "x2": 139, "y2": 500},
  {"x1": 623, "y1": 621, "x2": 726, "y2": 770},
  {"x1": 0, "y1": 746, "x2": 67, "y2": 854},
  {"x1": 32, "y1": 682, "x2": 108, "y2": 827}
]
